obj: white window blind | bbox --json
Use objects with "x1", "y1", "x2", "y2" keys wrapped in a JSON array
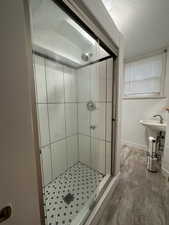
[{"x1": 124, "y1": 53, "x2": 166, "y2": 97}]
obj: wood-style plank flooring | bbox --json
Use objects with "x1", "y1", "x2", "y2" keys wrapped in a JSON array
[{"x1": 97, "y1": 146, "x2": 169, "y2": 225}]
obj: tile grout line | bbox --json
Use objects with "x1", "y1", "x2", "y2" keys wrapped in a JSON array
[
  {"x1": 105, "y1": 59, "x2": 108, "y2": 175},
  {"x1": 89, "y1": 56, "x2": 92, "y2": 169},
  {"x1": 76, "y1": 69, "x2": 80, "y2": 163},
  {"x1": 40, "y1": 134, "x2": 79, "y2": 149},
  {"x1": 36, "y1": 101, "x2": 113, "y2": 104},
  {"x1": 63, "y1": 65, "x2": 69, "y2": 170},
  {"x1": 78, "y1": 133, "x2": 111, "y2": 143},
  {"x1": 44, "y1": 58, "x2": 54, "y2": 185}
]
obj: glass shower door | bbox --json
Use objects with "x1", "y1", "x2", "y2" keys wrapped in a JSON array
[
  {"x1": 29, "y1": 0, "x2": 114, "y2": 224},
  {"x1": 89, "y1": 57, "x2": 113, "y2": 203},
  {"x1": 76, "y1": 46, "x2": 113, "y2": 223}
]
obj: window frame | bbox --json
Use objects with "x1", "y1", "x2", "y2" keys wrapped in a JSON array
[{"x1": 123, "y1": 51, "x2": 167, "y2": 99}]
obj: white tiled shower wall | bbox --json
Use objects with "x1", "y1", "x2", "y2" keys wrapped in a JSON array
[
  {"x1": 77, "y1": 59, "x2": 113, "y2": 175},
  {"x1": 33, "y1": 55, "x2": 78, "y2": 186},
  {"x1": 33, "y1": 55, "x2": 113, "y2": 186}
]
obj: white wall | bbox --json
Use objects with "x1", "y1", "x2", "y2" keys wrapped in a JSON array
[
  {"x1": 0, "y1": 0, "x2": 42, "y2": 224},
  {"x1": 161, "y1": 50, "x2": 169, "y2": 172},
  {"x1": 115, "y1": 37, "x2": 125, "y2": 174},
  {"x1": 122, "y1": 49, "x2": 169, "y2": 150},
  {"x1": 122, "y1": 98, "x2": 169, "y2": 149}
]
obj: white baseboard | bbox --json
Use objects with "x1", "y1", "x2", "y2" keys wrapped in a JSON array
[
  {"x1": 84, "y1": 172, "x2": 120, "y2": 225},
  {"x1": 162, "y1": 167, "x2": 169, "y2": 180},
  {"x1": 122, "y1": 140, "x2": 147, "y2": 151}
]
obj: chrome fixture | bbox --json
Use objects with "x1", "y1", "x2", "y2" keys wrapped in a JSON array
[
  {"x1": 90, "y1": 125, "x2": 96, "y2": 130},
  {"x1": 153, "y1": 114, "x2": 164, "y2": 124},
  {"x1": 81, "y1": 53, "x2": 93, "y2": 62},
  {"x1": 87, "y1": 100, "x2": 96, "y2": 111}
]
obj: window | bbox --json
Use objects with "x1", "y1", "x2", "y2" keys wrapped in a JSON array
[{"x1": 124, "y1": 52, "x2": 166, "y2": 98}]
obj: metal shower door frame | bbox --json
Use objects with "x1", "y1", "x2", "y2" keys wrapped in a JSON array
[{"x1": 26, "y1": 0, "x2": 120, "y2": 224}]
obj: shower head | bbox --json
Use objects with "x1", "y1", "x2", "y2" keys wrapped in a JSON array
[{"x1": 81, "y1": 53, "x2": 93, "y2": 62}]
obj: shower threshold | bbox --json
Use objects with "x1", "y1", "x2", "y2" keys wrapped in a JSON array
[{"x1": 43, "y1": 162, "x2": 104, "y2": 225}]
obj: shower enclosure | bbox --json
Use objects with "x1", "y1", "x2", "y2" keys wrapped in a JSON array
[{"x1": 29, "y1": 0, "x2": 117, "y2": 225}]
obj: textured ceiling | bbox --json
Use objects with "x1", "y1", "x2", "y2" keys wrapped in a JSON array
[{"x1": 102, "y1": 0, "x2": 169, "y2": 59}]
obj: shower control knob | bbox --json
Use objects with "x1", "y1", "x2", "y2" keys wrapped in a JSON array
[
  {"x1": 87, "y1": 101, "x2": 96, "y2": 111},
  {"x1": 90, "y1": 125, "x2": 96, "y2": 130}
]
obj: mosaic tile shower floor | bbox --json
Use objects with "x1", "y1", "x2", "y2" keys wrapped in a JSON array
[{"x1": 43, "y1": 162, "x2": 104, "y2": 225}]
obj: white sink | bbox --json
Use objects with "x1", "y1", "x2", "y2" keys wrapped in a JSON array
[{"x1": 140, "y1": 120, "x2": 166, "y2": 132}]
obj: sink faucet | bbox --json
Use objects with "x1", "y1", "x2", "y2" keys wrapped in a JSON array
[{"x1": 153, "y1": 114, "x2": 164, "y2": 124}]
